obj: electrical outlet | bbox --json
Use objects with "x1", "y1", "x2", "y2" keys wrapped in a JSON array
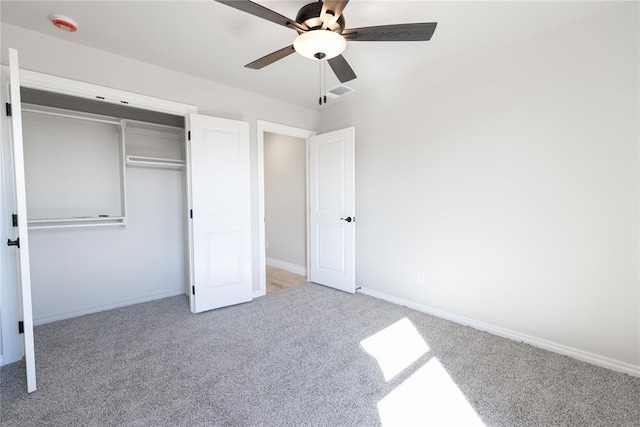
[
  {"x1": 416, "y1": 272, "x2": 425, "y2": 285},
  {"x1": 265, "y1": 241, "x2": 269, "y2": 249}
]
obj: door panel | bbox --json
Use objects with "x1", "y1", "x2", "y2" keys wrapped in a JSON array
[
  {"x1": 207, "y1": 232, "x2": 242, "y2": 286},
  {"x1": 8, "y1": 48, "x2": 37, "y2": 392},
  {"x1": 189, "y1": 114, "x2": 252, "y2": 312},
  {"x1": 318, "y1": 225, "x2": 345, "y2": 272},
  {"x1": 317, "y1": 140, "x2": 345, "y2": 210},
  {"x1": 309, "y1": 127, "x2": 355, "y2": 293}
]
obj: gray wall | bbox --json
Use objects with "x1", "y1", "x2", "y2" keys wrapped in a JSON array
[
  {"x1": 320, "y1": 2, "x2": 639, "y2": 368},
  {"x1": 264, "y1": 132, "x2": 306, "y2": 269}
]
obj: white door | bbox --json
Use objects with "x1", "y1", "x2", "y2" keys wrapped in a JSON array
[
  {"x1": 189, "y1": 114, "x2": 252, "y2": 312},
  {"x1": 309, "y1": 127, "x2": 355, "y2": 293},
  {"x1": 7, "y1": 48, "x2": 37, "y2": 392}
]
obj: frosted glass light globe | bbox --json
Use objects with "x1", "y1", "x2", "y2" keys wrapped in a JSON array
[{"x1": 294, "y1": 30, "x2": 346, "y2": 60}]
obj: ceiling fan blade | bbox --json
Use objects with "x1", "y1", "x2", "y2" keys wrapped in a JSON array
[
  {"x1": 245, "y1": 45, "x2": 296, "y2": 70},
  {"x1": 215, "y1": 0, "x2": 307, "y2": 32},
  {"x1": 321, "y1": 0, "x2": 349, "y2": 28},
  {"x1": 342, "y1": 22, "x2": 437, "y2": 41},
  {"x1": 328, "y1": 55, "x2": 357, "y2": 83}
]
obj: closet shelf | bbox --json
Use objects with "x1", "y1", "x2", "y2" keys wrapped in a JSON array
[
  {"x1": 28, "y1": 216, "x2": 126, "y2": 230},
  {"x1": 126, "y1": 155, "x2": 185, "y2": 169}
]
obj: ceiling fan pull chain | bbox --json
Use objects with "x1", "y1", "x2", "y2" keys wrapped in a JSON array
[
  {"x1": 323, "y1": 60, "x2": 327, "y2": 104},
  {"x1": 318, "y1": 58, "x2": 322, "y2": 105}
]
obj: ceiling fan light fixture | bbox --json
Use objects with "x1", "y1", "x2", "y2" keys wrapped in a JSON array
[{"x1": 294, "y1": 30, "x2": 346, "y2": 60}]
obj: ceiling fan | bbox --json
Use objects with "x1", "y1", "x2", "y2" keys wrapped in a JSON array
[{"x1": 215, "y1": 0, "x2": 438, "y2": 85}]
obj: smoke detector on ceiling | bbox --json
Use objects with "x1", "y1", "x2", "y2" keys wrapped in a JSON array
[{"x1": 50, "y1": 15, "x2": 78, "y2": 32}]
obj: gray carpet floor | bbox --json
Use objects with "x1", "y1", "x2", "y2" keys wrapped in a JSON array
[{"x1": 1, "y1": 283, "x2": 639, "y2": 426}]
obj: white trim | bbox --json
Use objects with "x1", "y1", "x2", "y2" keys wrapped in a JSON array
[
  {"x1": 266, "y1": 257, "x2": 307, "y2": 276},
  {"x1": 358, "y1": 287, "x2": 640, "y2": 378},
  {"x1": 3, "y1": 66, "x2": 197, "y2": 116},
  {"x1": 256, "y1": 120, "x2": 316, "y2": 298},
  {"x1": 33, "y1": 290, "x2": 185, "y2": 326},
  {"x1": 0, "y1": 356, "x2": 4, "y2": 366}
]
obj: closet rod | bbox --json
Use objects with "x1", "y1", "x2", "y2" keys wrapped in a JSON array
[
  {"x1": 126, "y1": 156, "x2": 185, "y2": 169},
  {"x1": 126, "y1": 160, "x2": 184, "y2": 169},
  {"x1": 22, "y1": 107, "x2": 121, "y2": 126},
  {"x1": 124, "y1": 119, "x2": 183, "y2": 131}
]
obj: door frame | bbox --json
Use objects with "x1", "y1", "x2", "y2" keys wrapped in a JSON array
[
  {"x1": 0, "y1": 65, "x2": 197, "y2": 367},
  {"x1": 256, "y1": 120, "x2": 316, "y2": 297}
]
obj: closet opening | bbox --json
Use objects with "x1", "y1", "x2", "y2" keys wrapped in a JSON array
[{"x1": 20, "y1": 88, "x2": 190, "y2": 325}]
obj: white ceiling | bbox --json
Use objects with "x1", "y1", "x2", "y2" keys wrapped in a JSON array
[{"x1": 0, "y1": 1, "x2": 621, "y2": 110}]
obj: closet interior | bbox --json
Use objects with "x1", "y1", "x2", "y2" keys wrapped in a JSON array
[{"x1": 20, "y1": 88, "x2": 189, "y2": 324}]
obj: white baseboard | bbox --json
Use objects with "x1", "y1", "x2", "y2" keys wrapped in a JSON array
[
  {"x1": 33, "y1": 290, "x2": 185, "y2": 326},
  {"x1": 0, "y1": 355, "x2": 4, "y2": 366},
  {"x1": 358, "y1": 287, "x2": 640, "y2": 378},
  {"x1": 266, "y1": 257, "x2": 307, "y2": 277}
]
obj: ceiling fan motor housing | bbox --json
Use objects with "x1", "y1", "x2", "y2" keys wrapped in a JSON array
[{"x1": 296, "y1": 2, "x2": 345, "y2": 33}]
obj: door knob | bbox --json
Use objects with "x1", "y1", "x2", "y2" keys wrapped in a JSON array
[{"x1": 340, "y1": 217, "x2": 353, "y2": 223}]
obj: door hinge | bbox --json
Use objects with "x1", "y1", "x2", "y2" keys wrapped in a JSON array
[
  {"x1": 192, "y1": 286, "x2": 195, "y2": 295},
  {"x1": 190, "y1": 209, "x2": 193, "y2": 219},
  {"x1": 18, "y1": 321, "x2": 24, "y2": 334},
  {"x1": 5, "y1": 103, "x2": 11, "y2": 117},
  {"x1": 7, "y1": 238, "x2": 20, "y2": 248},
  {"x1": 12, "y1": 214, "x2": 18, "y2": 227},
  {"x1": 188, "y1": 130, "x2": 191, "y2": 141}
]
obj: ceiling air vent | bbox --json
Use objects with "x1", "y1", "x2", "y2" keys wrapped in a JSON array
[{"x1": 326, "y1": 85, "x2": 354, "y2": 99}]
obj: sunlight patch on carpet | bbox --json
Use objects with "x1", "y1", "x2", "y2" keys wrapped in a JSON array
[
  {"x1": 360, "y1": 317, "x2": 429, "y2": 381},
  {"x1": 377, "y1": 357, "x2": 485, "y2": 426}
]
